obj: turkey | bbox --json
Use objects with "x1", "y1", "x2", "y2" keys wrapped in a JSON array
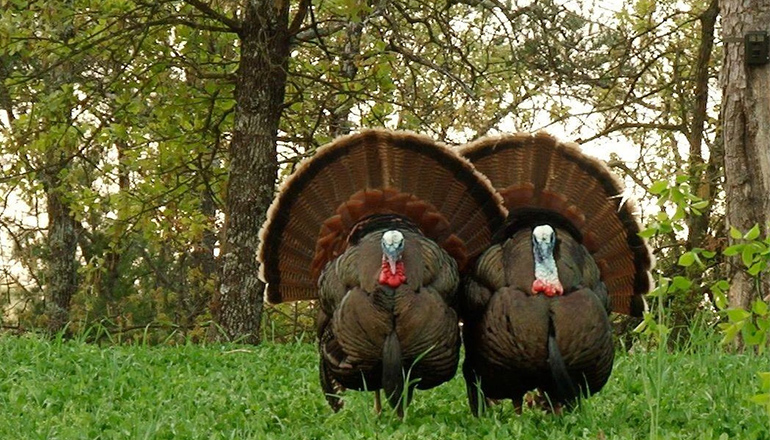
[
  {"x1": 257, "y1": 129, "x2": 506, "y2": 416},
  {"x1": 458, "y1": 132, "x2": 653, "y2": 414}
]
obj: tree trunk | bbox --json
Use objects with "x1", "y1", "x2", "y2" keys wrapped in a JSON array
[
  {"x1": 675, "y1": 0, "x2": 721, "y2": 326},
  {"x1": 721, "y1": 0, "x2": 770, "y2": 309},
  {"x1": 44, "y1": 170, "x2": 79, "y2": 334},
  {"x1": 212, "y1": 0, "x2": 290, "y2": 344},
  {"x1": 41, "y1": 37, "x2": 80, "y2": 334},
  {"x1": 686, "y1": 0, "x2": 719, "y2": 250}
]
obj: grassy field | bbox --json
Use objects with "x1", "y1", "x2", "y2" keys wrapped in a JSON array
[{"x1": 0, "y1": 332, "x2": 768, "y2": 440}]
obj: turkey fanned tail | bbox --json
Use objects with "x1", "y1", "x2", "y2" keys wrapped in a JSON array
[
  {"x1": 459, "y1": 132, "x2": 652, "y2": 414},
  {"x1": 257, "y1": 129, "x2": 507, "y2": 414}
]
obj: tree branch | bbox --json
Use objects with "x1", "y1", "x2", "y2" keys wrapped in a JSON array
[
  {"x1": 145, "y1": 17, "x2": 237, "y2": 33},
  {"x1": 288, "y1": 0, "x2": 311, "y2": 36},
  {"x1": 291, "y1": 22, "x2": 345, "y2": 44},
  {"x1": 183, "y1": 0, "x2": 241, "y2": 33},
  {"x1": 576, "y1": 122, "x2": 686, "y2": 144},
  {"x1": 452, "y1": 0, "x2": 533, "y2": 25},
  {"x1": 607, "y1": 159, "x2": 648, "y2": 191},
  {"x1": 386, "y1": 40, "x2": 476, "y2": 99}
]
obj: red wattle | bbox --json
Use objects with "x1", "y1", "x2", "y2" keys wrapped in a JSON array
[
  {"x1": 531, "y1": 279, "x2": 563, "y2": 297},
  {"x1": 379, "y1": 261, "x2": 407, "y2": 288}
]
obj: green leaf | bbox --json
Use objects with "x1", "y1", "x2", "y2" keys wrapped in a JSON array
[
  {"x1": 701, "y1": 250, "x2": 716, "y2": 259},
  {"x1": 753, "y1": 300, "x2": 769, "y2": 316},
  {"x1": 744, "y1": 327, "x2": 763, "y2": 346},
  {"x1": 730, "y1": 226, "x2": 744, "y2": 240},
  {"x1": 742, "y1": 246, "x2": 757, "y2": 268},
  {"x1": 671, "y1": 188, "x2": 685, "y2": 205},
  {"x1": 721, "y1": 322, "x2": 741, "y2": 344},
  {"x1": 712, "y1": 288, "x2": 728, "y2": 310},
  {"x1": 724, "y1": 245, "x2": 743, "y2": 257},
  {"x1": 725, "y1": 308, "x2": 751, "y2": 323},
  {"x1": 671, "y1": 276, "x2": 692, "y2": 291},
  {"x1": 691, "y1": 200, "x2": 709, "y2": 210},
  {"x1": 749, "y1": 262, "x2": 765, "y2": 276},
  {"x1": 638, "y1": 228, "x2": 657, "y2": 239},
  {"x1": 649, "y1": 180, "x2": 668, "y2": 195},
  {"x1": 759, "y1": 372, "x2": 770, "y2": 389},
  {"x1": 672, "y1": 206, "x2": 686, "y2": 221},
  {"x1": 678, "y1": 252, "x2": 696, "y2": 267},
  {"x1": 745, "y1": 224, "x2": 762, "y2": 241},
  {"x1": 712, "y1": 280, "x2": 730, "y2": 292}
]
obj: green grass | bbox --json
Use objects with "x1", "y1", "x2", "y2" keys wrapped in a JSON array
[{"x1": 0, "y1": 333, "x2": 768, "y2": 440}]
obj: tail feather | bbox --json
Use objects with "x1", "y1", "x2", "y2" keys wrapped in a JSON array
[
  {"x1": 382, "y1": 330, "x2": 404, "y2": 411},
  {"x1": 259, "y1": 129, "x2": 507, "y2": 304},
  {"x1": 459, "y1": 132, "x2": 653, "y2": 316}
]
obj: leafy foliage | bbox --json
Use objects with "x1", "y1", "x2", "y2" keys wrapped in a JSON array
[
  {"x1": 634, "y1": 176, "x2": 724, "y2": 343},
  {"x1": 714, "y1": 225, "x2": 770, "y2": 351},
  {"x1": 0, "y1": 0, "x2": 725, "y2": 340},
  {"x1": 1, "y1": 1, "x2": 235, "y2": 334}
]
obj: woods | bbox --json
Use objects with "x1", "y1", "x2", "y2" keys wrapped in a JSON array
[{"x1": 0, "y1": 0, "x2": 768, "y2": 347}]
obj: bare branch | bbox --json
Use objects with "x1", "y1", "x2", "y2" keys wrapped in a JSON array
[
  {"x1": 607, "y1": 159, "x2": 648, "y2": 191},
  {"x1": 452, "y1": 0, "x2": 533, "y2": 24},
  {"x1": 386, "y1": 40, "x2": 476, "y2": 99},
  {"x1": 576, "y1": 122, "x2": 686, "y2": 144}
]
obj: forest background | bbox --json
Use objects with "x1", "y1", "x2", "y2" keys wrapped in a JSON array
[{"x1": 0, "y1": 0, "x2": 768, "y2": 351}]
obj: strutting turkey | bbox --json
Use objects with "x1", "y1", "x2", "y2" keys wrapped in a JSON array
[
  {"x1": 458, "y1": 132, "x2": 653, "y2": 415},
  {"x1": 257, "y1": 129, "x2": 507, "y2": 415}
]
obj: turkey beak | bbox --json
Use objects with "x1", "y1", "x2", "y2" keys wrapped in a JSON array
[
  {"x1": 386, "y1": 255, "x2": 398, "y2": 274},
  {"x1": 535, "y1": 241, "x2": 550, "y2": 262}
]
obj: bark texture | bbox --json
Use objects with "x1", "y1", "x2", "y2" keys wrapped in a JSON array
[
  {"x1": 686, "y1": 0, "x2": 720, "y2": 250},
  {"x1": 721, "y1": 0, "x2": 770, "y2": 308},
  {"x1": 212, "y1": 0, "x2": 290, "y2": 344},
  {"x1": 44, "y1": 171, "x2": 79, "y2": 334},
  {"x1": 42, "y1": 47, "x2": 80, "y2": 334}
]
